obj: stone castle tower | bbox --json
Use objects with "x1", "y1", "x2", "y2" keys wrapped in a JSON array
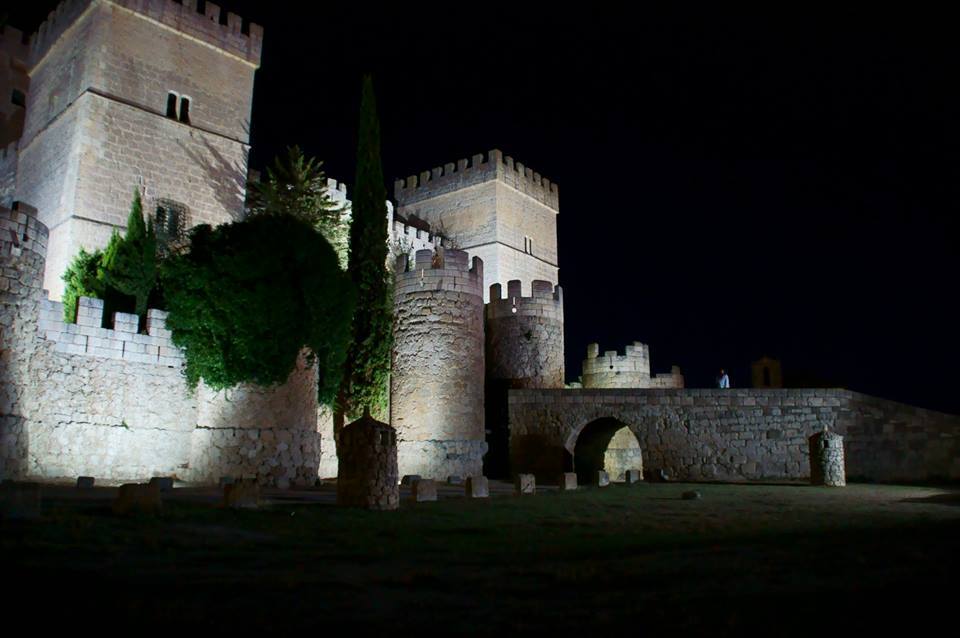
[
  {"x1": 394, "y1": 149, "x2": 559, "y2": 301},
  {"x1": 391, "y1": 249, "x2": 487, "y2": 479},
  {"x1": 12, "y1": 0, "x2": 262, "y2": 298}
]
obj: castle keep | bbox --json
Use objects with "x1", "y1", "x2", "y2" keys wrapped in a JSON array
[{"x1": 2, "y1": 0, "x2": 959, "y2": 486}]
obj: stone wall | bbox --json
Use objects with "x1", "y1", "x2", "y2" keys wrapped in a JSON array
[
  {"x1": 509, "y1": 388, "x2": 960, "y2": 483},
  {"x1": 0, "y1": 203, "x2": 48, "y2": 478},
  {"x1": 391, "y1": 248, "x2": 487, "y2": 479},
  {"x1": 0, "y1": 204, "x2": 320, "y2": 485}
]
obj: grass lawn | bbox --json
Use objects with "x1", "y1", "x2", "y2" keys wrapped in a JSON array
[{"x1": 3, "y1": 481, "x2": 958, "y2": 634}]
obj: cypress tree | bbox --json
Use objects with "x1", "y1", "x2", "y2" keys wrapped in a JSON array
[
  {"x1": 339, "y1": 75, "x2": 392, "y2": 418},
  {"x1": 102, "y1": 188, "x2": 157, "y2": 319}
]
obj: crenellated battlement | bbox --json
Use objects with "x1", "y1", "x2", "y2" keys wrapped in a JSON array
[
  {"x1": 38, "y1": 295, "x2": 184, "y2": 366},
  {"x1": 394, "y1": 248, "x2": 484, "y2": 298},
  {"x1": 393, "y1": 149, "x2": 559, "y2": 211},
  {"x1": 583, "y1": 341, "x2": 651, "y2": 376},
  {"x1": 0, "y1": 201, "x2": 48, "y2": 258},
  {"x1": 30, "y1": 0, "x2": 263, "y2": 68},
  {"x1": 325, "y1": 177, "x2": 348, "y2": 204},
  {"x1": 0, "y1": 24, "x2": 31, "y2": 60},
  {"x1": 486, "y1": 279, "x2": 563, "y2": 321}
]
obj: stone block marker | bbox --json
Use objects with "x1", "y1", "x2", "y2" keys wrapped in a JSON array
[
  {"x1": 337, "y1": 414, "x2": 400, "y2": 510},
  {"x1": 465, "y1": 476, "x2": 489, "y2": 498},
  {"x1": 401, "y1": 475, "x2": 421, "y2": 486},
  {"x1": 0, "y1": 483, "x2": 42, "y2": 520},
  {"x1": 624, "y1": 469, "x2": 642, "y2": 484},
  {"x1": 149, "y1": 477, "x2": 174, "y2": 492},
  {"x1": 411, "y1": 479, "x2": 438, "y2": 502},
  {"x1": 559, "y1": 472, "x2": 578, "y2": 491},
  {"x1": 515, "y1": 473, "x2": 536, "y2": 495},
  {"x1": 809, "y1": 428, "x2": 846, "y2": 487},
  {"x1": 76, "y1": 476, "x2": 95, "y2": 489},
  {"x1": 223, "y1": 479, "x2": 261, "y2": 509},
  {"x1": 113, "y1": 483, "x2": 162, "y2": 515},
  {"x1": 596, "y1": 470, "x2": 610, "y2": 487}
]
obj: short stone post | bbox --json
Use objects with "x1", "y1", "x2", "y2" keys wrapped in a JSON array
[
  {"x1": 515, "y1": 473, "x2": 536, "y2": 495},
  {"x1": 596, "y1": 470, "x2": 610, "y2": 487},
  {"x1": 809, "y1": 428, "x2": 845, "y2": 487},
  {"x1": 411, "y1": 479, "x2": 438, "y2": 502},
  {"x1": 559, "y1": 472, "x2": 578, "y2": 491},
  {"x1": 224, "y1": 478, "x2": 261, "y2": 509},
  {"x1": 337, "y1": 414, "x2": 399, "y2": 510},
  {"x1": 465, "y1": 476, "x2": 489, "y2": 498},
  {"x1": 624, "y1": 469, "x2": 642, "y2": 484}
]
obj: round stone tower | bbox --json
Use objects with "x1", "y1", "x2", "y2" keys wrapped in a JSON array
[
  {"x1": 0, "y1": 202, "x2": 48, "y2": 479},
  {"x1": 484, "y1": 279, "x2": 564, "y2": 478},
  {"x1": 391, "y1": 248, "x2": 486, "y2": 479},
  {"x1": 485, "y1": 279, "x2": 564, "y2": 389}
]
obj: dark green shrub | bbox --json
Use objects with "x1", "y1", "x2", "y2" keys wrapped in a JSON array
[{"x1": 160, "y1": 215, "x2": 354, "y2": 406}]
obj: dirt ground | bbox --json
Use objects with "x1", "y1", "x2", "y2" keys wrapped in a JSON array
[{"x1": 2, "y1": 480, "x2": 958, "y2": 634}]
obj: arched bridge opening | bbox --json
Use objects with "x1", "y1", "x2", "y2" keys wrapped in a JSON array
[{"x1": 572, "y1": 417, "x2": 643, "y2": 483}]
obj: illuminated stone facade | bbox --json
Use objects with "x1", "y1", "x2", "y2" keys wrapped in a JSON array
[{"x1": 14, "y1": 0, "x2": 261, "y2": 298}]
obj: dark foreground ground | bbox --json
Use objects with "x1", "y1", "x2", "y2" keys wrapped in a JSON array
[{"x1": 3, "y1": 480, "x2": 959, "y2": 634}]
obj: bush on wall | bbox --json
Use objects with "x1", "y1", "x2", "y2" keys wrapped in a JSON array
[{"x1": 160, "y1": 214, "x2": 355, "y2": 405}]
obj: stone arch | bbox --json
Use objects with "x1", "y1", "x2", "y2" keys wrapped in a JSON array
[{"x1": 569, "y1": 417, "x2": 643, "y2": 483}]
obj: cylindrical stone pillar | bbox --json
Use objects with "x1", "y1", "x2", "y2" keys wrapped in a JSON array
[
  {"x1": 391, "y1": 248, "x2": 486, "y2": 479},
  {"x1": 809, "y1": 428, "x2": 845, "y2": 487},
  {"x1": 0, "y1": 202, "x2": 48, "y2": 480},
  {"x1": 337, "y1": 414, "x2": 399, "y2": 510}
]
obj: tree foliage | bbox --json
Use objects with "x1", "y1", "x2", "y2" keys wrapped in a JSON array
[
  {"x1": 247, "y1": 145, "x2": 350, "y2": 269},
  {"x1": 160, "y1": 215, "x2": 354, "y2": 405},
  {"x1": 61, "y1": 248, "x2": 106, "y2": 323},
  {"x1": 338, "y1": 75, "x2": 393, "y2": 418},
  {"x1": 100, "y1": 189, "x2": 157, "y2": 317}
]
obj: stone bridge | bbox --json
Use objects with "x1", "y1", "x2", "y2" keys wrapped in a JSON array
[{"x1": 508, "y1": 388, "x2": 960, "y2": 484}]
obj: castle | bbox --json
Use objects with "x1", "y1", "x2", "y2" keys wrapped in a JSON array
[{"x1": 2, "y1": 0, "x2": 958, "y2": 486}]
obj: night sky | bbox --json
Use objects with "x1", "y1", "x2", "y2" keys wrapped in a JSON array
[{"x1": 7, "y1": 2, "x2": 959, "y2": 413}]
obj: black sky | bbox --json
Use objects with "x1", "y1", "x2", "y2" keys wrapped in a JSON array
[{"x1": 6, "y1": 2, "x2": 959, "y2": 413}]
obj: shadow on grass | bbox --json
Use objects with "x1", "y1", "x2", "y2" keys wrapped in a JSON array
[{"x1": 900, "y1": 491, "x2": 960, "y2": 507}]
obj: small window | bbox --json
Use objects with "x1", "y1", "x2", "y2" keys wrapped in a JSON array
[
  {"x1": 154, "y1": 199, "x2": 189, "y2": 255},
  {"x1": 11, "y1": 89, "x2": 25, "y2": 108},
  {"x1": 166, "y1": 92, "x2": 177, "y2": 118},
  {"x1": 178, "y1": 97, "x2": 190, "y2": 124},
  {"x1": 523, "y1": 235, "x2": 533, "y2": 254}
]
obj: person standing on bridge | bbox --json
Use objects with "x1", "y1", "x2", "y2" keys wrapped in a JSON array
[{"x1": 718, "y1": 369, "x2": 731, "y2": 389}]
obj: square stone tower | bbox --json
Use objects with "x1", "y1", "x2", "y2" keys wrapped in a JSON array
[
  {"x1": 15, "y1": 0, "x2": 262, "y2": 298},
  {"x1": 393, "y1": 149, "x2": 559, "y2": 300}
]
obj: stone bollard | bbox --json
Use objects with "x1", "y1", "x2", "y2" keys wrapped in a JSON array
[
  {"x1": 0, "y1": 482, "x2": 42, "y2": 520},
  {"x1": 223, "y1": 479, "x2": 261, "y2": 509},
  {"x1": 465, "y1": 476, "x2": 489, "y2": 498},
  {"x1": 624, "y1": 469, "x2": 642, "y2": 484},
  {"x1": 809, "y1": 428, "x2": 846, "y2": 487},
  {"x1": 596, "y1": 470, "x2": 610, "y2": 487},
  {"x1": 411, "y1": 479, "x2": 438, "y2": 502},
  {"x1": 515, "y1": 473, "x2": 536, "y2": 495},
  {"x1": 76, "y1": 476, "x2": 95, "y2": 489},
  {"x1": 113, "y1": 483, "x2": 162, "y2": 515},
  {"x1": 337, "y1": 414, "x2": 399, "y2": 510},
  {"x1": 559, "y1": 472, "x2": 578, "y2": 491},
  {"x1": 148, "y1": 477, "x2": 174, "y2": 492}
]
